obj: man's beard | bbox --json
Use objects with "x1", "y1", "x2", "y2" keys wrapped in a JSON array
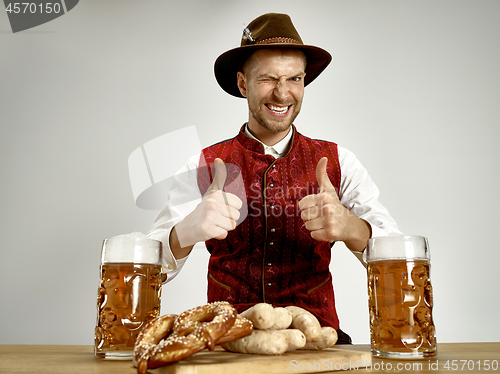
[{"x1": 248, "y1": 101, "x2": 301, "y2": 133}]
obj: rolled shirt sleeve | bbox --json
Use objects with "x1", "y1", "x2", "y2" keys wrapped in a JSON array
[
  {"x1": 338, "y1": 146, "x2": 403, "y2": 265},
  {"x1": 148, "y1": 153, "x2": 202, "y2": 283}
]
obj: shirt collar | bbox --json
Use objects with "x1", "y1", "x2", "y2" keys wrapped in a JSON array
[{"x1": 243, "y1": 124, "x2": 293, "y2": 158}]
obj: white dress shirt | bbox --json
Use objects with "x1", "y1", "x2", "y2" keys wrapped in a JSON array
[
  {"x1": 243, "y1": 125, "x2": 293, "y2": 158},
  {"x1": 148, "y1": 126, "x2": 402, "y2": 282}
]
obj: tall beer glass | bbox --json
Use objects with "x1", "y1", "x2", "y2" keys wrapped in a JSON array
[
  {"x1": 94, "y1": 233, "x2": 163, "y2": 360},
  {"x1": 367, "y1": 235, "x2": 437, "y2": 359}
]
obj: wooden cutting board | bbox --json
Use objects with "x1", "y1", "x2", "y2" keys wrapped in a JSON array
[{"x1": 157, "y1": 346, "x2": 372, "y2": 374}]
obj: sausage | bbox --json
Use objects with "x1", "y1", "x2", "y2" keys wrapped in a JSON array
[
  {"x1": 301, "y1": 326, "x2": 338, "y2": 350},
  {"x1": 284, "y1": 306, "x2": 322, "y2": 341},
  {"x1": 268, "y1": 307, "x2": 292, "y2": 330},
  {"x1": 221, "y1": 330, "x2": 289, "y2": 355},
  {"x1": 282, "y1": 329, "x2": 306, "y2": 351},
  {"x1": 240, "y1": 303, "x2": 275, "y2": 330}
]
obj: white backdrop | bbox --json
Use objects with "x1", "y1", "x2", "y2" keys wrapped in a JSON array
[{"x1": 1, "y1": 0, "x2": 499, "y2": 345}]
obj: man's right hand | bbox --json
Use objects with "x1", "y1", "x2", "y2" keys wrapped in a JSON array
[{"x1": 170, "y1": 158, "x2": 243, "y2": 258}]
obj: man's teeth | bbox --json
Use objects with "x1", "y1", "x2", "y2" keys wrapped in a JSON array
[{"x1": 268, "y1": 105, "x2": 289, "y2": 114}]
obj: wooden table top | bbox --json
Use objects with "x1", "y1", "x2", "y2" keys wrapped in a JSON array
[{"x1": 1, "y1": 342, "x2": 499, "y2": 374}]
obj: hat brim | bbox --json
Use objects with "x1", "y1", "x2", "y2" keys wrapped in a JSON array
[{"x1": 214, "y1": 43, "x2": 332, "y2": 98}]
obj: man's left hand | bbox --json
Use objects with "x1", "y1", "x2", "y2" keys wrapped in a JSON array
[{"x1": 298, "y1": 157, "x2": 371, "y2": 251}]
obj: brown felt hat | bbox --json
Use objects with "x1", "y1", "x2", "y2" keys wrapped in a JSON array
[{"x1": 214, "y1": 13, "x2": 332, "y2": 98}]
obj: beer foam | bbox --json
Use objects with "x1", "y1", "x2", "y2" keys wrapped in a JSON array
[
  {"x1": 366, "y1": 235, "x2": 429, "y2": 262},
  {"x1": 102, "y1": 232, "x2": 162, "y2": 264}
]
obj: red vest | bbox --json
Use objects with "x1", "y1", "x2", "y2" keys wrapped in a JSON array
[{"x1": 197, "y1": 125, "x2": 342, "y2": 329}]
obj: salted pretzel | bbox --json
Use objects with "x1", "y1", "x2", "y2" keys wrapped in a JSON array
[
  {"x1": 216, "y1": 314, "x2": 254, "y2": 344},
  {"x1": 133, "y1": 301, "x2": 253, "y2": 374},
  {"x1": 171, "y1": 301, "x2": 237, "y2": 350},
  {"x1": 133, "y1": 314, "x2": 177, "y2": 372}
]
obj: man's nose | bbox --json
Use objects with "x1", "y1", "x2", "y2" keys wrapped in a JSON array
[{"x1": 273, "y1": 78, "x2": 289, "y2": 100}]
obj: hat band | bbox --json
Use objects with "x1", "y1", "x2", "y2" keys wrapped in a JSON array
[{"x1": 255, "y1": 37, "x2": 301, "y2": 45}]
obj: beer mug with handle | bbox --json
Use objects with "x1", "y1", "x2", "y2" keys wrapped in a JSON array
[
  {"x1": 94, "y1": 232, "x2": 163, "y2": 360},
  {"x1": 367, "y1": 235, "x2": 437, "y2": 359}
]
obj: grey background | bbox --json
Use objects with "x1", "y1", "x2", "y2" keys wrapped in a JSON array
[{"x1": 1, "y1": 0, "x2": 499, "y2": 345}]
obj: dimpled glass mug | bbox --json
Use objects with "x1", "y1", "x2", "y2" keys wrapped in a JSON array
[
  {"x1": 94, "y1": 232, "x2": 163, "y2": 360},
  {"x1": 367, "y1": 235, "x2": 437, "y2": 359}
]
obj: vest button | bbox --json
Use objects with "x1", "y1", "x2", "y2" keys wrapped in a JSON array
[
  {"x1": 269, "y1": 183, "x2": 274, "y2": 188},
  {"x1": 270, "y1": 205, "x2": 275, "y2": 209},
  {"x1": 267, "y1": 283, "x2": 272, "y2": 287},
  {"x1": 270, "y1": 228, "x2": 276, "y2": 233},
  {"x1": 267, "y1": 263, "x2": 272, "y2": 266},
  {"x1": 269, "y1": 242, "x2": 274, "y2": 246}
]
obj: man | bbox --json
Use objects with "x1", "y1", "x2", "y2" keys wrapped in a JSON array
[{"x1": 148, "y1": 13, "x2": 401, "y2": 343}]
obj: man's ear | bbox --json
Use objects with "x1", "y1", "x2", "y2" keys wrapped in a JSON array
[{"x1": 236, "y1": 72, "x2": 247, "y2": 98}]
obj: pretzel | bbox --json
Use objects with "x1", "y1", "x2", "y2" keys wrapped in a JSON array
[
  {"x1": 133, "y1": 314, "x2": 177, "y2": 372},
  {"x1": 133, "y1": 302, "x2": 252, "y2": 373},
  {"x1": 141, "y1": 324, "x2": 216, "y2": 372},
  {"x1": 172, "y1": 301, "x2": 237, "y2": 350},
  {"x1": 217, "y1": 315, "x2": 254, "y2": 344}
]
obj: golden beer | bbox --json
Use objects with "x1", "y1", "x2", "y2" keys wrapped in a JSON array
[
  {"x1": 368, "y1": 259, "x2": 436, "y2": 358},
  {"x1": 366, "y1": 236, "x2": 436, "y2": 359},
  {"x1": 94, "y1": 233, "x2": 163, "y2": 360}
]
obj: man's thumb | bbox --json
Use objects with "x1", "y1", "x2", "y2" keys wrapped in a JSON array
[
  {"x1": 316, "y1": 157, "x2": 335, "y2": 192},
  {"x1": 210, "y1": 158, "x2": 227, "y2": 192}
]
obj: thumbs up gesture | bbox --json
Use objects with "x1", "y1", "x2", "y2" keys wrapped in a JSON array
[
  {"x1": 172, "y1": 158, "x2": 243, "y2": 251},
  {"x1": 298, "y1": 157, "x2": 371, "y2": 251}
]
